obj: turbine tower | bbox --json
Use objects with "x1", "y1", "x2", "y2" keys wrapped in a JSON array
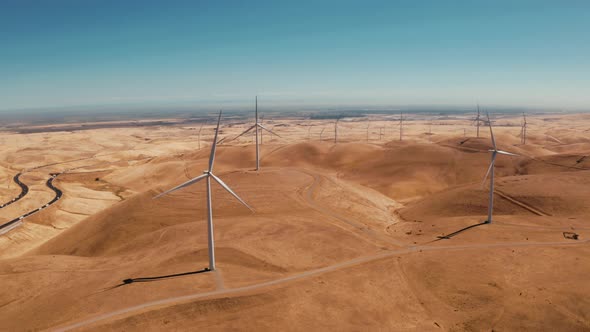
[
  {"x1": 230, "y1": 96, "x2": 280, "y2": 171},
  {"x1": 154, "y1": 111, "x2": 254, "y2": 271},
  {"x1": 521, "y1": 113, "x2": 527, "y2": 144},
  {"x1": 334, "y1": 118, "x2": 339, "y2": 144},
  {"x1": 482, "y1": 113, "x2": 518, "y2": 224},
  {"x1": 399, "y1": 112, "x2": 404, "y2": 141},
  {"x1": 475, "y1": 105, "x2": 481, "y2": 138},
  {"x1": 197, "y1": 123, "x2": 205, "y2": 150}
]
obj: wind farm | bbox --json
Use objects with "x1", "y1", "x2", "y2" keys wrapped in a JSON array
[
  {"x1": 1, "y1": 1, "x2": 590, "y2": 331},
  {"x1": 1, "y1": 108, "x2": 589, "y2": 331}
]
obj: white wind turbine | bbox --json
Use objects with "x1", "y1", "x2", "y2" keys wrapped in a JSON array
[
  {"x1": 521, "y1": 113, "x2": 528, "y2": 145},
  {"x1": 482, "y1": 113, "x2": 518, "y2": 223},
  {"x1": 230, "y1": 96, "x2": 281, "y2": 171},
  {"x1": 334, "y1": 117, "x2": 340, "y2": 144},
  {"x1": 475, "y1": 104, "x2": 482, "y2": 138},
  {"x1": 154, "y1": 111, "x2": 254, "y2": 271},
  {"x1": 197, "y1": 122, "x2": 205, "y2": 149},
  {"x1": 399, "y1": 111, "x2": 404, "y2": 141}
]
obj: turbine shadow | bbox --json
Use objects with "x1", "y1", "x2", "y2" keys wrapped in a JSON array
[
  {"x1": 121, "y1": 268, "x2": 211, "y2": 285},
  {"x1": 435, "y1": 222, "x2": 488, "y2": 241}
]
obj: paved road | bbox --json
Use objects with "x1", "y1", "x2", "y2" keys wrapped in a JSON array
[
  {"x1": 0, "y1": 173, "x2": 29, "y2": 209},
  {"x1": 0, "y1": 173, "x2": 63, "y2": 234}
]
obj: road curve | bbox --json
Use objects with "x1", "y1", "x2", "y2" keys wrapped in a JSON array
[
  {"x1": 52, "y1": 239, "x2": 589, "y2": 332},
  {"x1": 50, "y1": 169, "x2": 590, "y2": 331},
  {"x1": 0, "y1": 173, "x2": 63, "y2": 234},
  {"x1": 0, "y1": 173, "x2": 29, "y2": 209}
]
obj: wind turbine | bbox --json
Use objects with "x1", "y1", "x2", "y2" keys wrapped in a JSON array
[
  {"x1": 230, "y1": 96, "x2": 281, "y2": 171},
  {"x1": 482, "y1": 113, "x2": 518, "y2": 224},
  {"x1": 197, "y1": 123, "x2": 205, "y2": 150},
  {"x1": 334, "y1": 118, "x2": 340, "y2": 144},
  {"x1": 399, "y1": 112, "x2": 404, "y2": 141},
  {"x1": 154, "y1": 111, "x2": 254, "y2": 271},
  {"x1": 474, "y1": 105, "x2": 482, "y2": 138},
  {"x1": 521, "y1": 113, "x2": 527, "y2": 144}
]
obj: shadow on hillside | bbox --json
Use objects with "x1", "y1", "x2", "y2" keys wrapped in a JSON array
[
  {"x1": 100, "y1": 268, "x2": 211, "y2": 292},
  {"x1": 435, "y1": 221, "x2": 488, "y2": 241},
  {"x1": 122, "y1": 268, "x2": 211, "y2": 284}
]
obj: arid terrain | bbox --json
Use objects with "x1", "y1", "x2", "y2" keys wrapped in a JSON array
[{"x1": 1, "y1": 111, "x2": 589, "y2": 331}]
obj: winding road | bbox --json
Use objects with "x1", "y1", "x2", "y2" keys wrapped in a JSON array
[
  {"x1": 0, "y1": 172, "x2": 63, "y2": 234},
  {"x1": 0, "y1": 173, "x2": 28, "y2": 209}
]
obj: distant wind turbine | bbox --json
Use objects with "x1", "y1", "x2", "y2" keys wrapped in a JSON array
[
  {"x1": 521, "y1": 113, "x2": 528, "y2": 144},
  {"x1": 399, "y1": 112, "x2": 404, "y2": 141},
  {"x1": 154, "y1": 111, "x2": 254, "y2": 271},
  {"x1": 474, "y1": 105, "x2": 482, "y2": 138},
  {"x1": 229, "y1": 96, "x2": 281, "y2": 171},
  {"x1": 334, "y1": 118, "x2": 340, "y2": 144},
  {"x1": 198, "y1": 123, "x2": 205, "y2": 150},
  {"x1": 482, "y1": 113, "x2": 519, "y2": 224}
]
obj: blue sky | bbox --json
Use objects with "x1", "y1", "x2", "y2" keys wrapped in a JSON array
[{"x1": 1, "y1": 0, "x2": 589, "y2": 111}]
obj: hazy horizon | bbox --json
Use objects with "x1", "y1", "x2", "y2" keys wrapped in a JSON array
[{"x1": 0, "y1": 98, "x2": 589, "y2": 115}]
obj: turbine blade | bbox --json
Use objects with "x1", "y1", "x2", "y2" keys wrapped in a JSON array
[
  {"x1": 153, "y1": 174, "x2": 208, "y2": 199},
  {"x1": 258, "y1": 124, "x2": 282, "y2": 137},
  {"x1": 486, "y1": 112, "x2": 497, "y2": 150},
  {"x1": 227, "y1": 125, "x2": 256, "y2": 142},
  {"x1": 482, "y1": 154, "x2": 497, "y2": 186},
  {"x1": 497, "y1": 150, "x2": 518, "y2": 156},
  {"x1": 208, "y1": 111, "x2": 222, "y2": 172},
  {"x1": 210, "y1": 173, "x2": 254, "y2": 212}
]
